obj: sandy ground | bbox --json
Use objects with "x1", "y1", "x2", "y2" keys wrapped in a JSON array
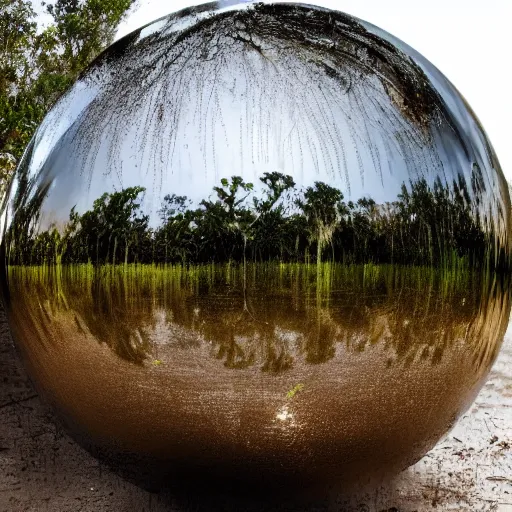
[{"x1": 0, "y1": 303, "x2": 510, "y2": 512}]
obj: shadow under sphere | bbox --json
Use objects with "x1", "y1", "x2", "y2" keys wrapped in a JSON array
[{"x1": 1, "y1": 1, "x2": 511, "y2": 492}]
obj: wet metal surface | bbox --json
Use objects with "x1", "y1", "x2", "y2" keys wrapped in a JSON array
[{"x1": 0, "y1": 1, "x2": 510, "y2": 488}]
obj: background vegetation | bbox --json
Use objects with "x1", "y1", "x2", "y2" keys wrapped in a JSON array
[
  {"x1": 0, "y1": 0, "x2": 135, "y2": 195},
  {"x1": 6, "y1": 170, "x2": 504, "y2": 269}
]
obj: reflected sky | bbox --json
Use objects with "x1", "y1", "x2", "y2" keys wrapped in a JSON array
[{"x1": 2, "y1": 2, "x2": 509, "y2": 247}]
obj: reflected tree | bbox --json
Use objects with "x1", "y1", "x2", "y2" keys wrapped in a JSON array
[
  {"x1": 4, "y1": 173, "x2": 504, "y2": 271},
  {"x1": 8, "y1": 262, "x2": 506, "y2": 371},
  {"x1": 296, "y1": 182, "x2": 346, "y2": 263}
]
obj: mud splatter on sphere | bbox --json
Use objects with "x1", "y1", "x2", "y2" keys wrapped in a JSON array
[{"x1": 1, "y1": 1, "x2": 510, "y2": 490}]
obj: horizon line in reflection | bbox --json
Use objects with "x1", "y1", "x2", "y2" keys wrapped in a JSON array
[{"x1": 6, "y1": 263, "x2": 510, "y2": 375}]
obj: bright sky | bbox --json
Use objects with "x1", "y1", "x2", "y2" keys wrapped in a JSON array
[{"x1": 113, "y1": 0, "x2": 511, "y2": 183}]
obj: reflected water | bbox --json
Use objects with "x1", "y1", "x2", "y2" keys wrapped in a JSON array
[
  {"x1": 7, "y1": 263, "x2": 509, "y2": 372},
  {"x1": 5, "y1": 262, "x2": 510, "y2": 486}
]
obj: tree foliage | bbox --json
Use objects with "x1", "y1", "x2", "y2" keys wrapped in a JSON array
[
  {"x1": 5, "y1": 170, "x2": 503, "y2": 271},
  {"x1": 0, "y1": 0, "x2": 135, "y2": 195}
]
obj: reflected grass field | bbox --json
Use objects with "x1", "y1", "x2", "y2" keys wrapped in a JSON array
[{"x1": 6, "y1": 262, "x2": 509, "y2": 371}]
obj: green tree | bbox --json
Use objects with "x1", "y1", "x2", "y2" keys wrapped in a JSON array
[
  {"x1": 155, "y1": 194, "x2": 194, "y2": 264},
  {"x1": 46, "y1": 0, "x2": 134, "y2": 76},
  {"x1": 0, "y1": 0, "x2": 38, "y2": 190},
  {"x1": 0, "y1": 0, "x2": 135, "y2": 197},
  {"x1": 251, "y1": 172, "x2": 296, "y2": 261},
  {"x1": 106, "y1": 186, "x2": 147, "y2": 265},
  {"x1": 0, "y1": 1, "x2": 36, "y2": 92},
  {"x1": 196, "y1": 176, "x2": 254, "y2": 262},
  {"x1": 253, "y1": 172, "x2": 295, "y2": 215},
  {"x1": 78, "y1": 186, "x2": 146, "y2": 265},
  {"x1": 297, "y1": 182, "x2": 345, "y2": 263}
]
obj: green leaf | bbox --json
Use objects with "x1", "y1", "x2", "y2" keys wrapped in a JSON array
[{"x1": 286, "y1": 383, "x2": 304, "y2": 399}]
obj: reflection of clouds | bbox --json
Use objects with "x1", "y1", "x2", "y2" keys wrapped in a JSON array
[
  {"x1": 137, "y1": 18, "x2": 167, "y2": 42},
  {"x1": 26, "y1": 79, "x2": 100, "y2": 183},
  {"x1": 274, "y1": 327, "x2": 300, "y2": 346}
]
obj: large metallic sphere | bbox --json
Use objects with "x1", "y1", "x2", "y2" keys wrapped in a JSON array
[{"x1": 1, "y1": 1, "x2": 510, "y2": 490}]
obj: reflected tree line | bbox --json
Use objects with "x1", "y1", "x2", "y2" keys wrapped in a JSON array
[
  {"x1": 6, "y1": 167, "x2": 505, "y2": 269},
  {"x1": 7, "y1": 263, "x2": 508, "y2": 371}
]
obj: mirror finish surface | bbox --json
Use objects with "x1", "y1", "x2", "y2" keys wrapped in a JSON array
[{"x1": 1, "y1": 1, "x2": 510, "y2": 487}]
